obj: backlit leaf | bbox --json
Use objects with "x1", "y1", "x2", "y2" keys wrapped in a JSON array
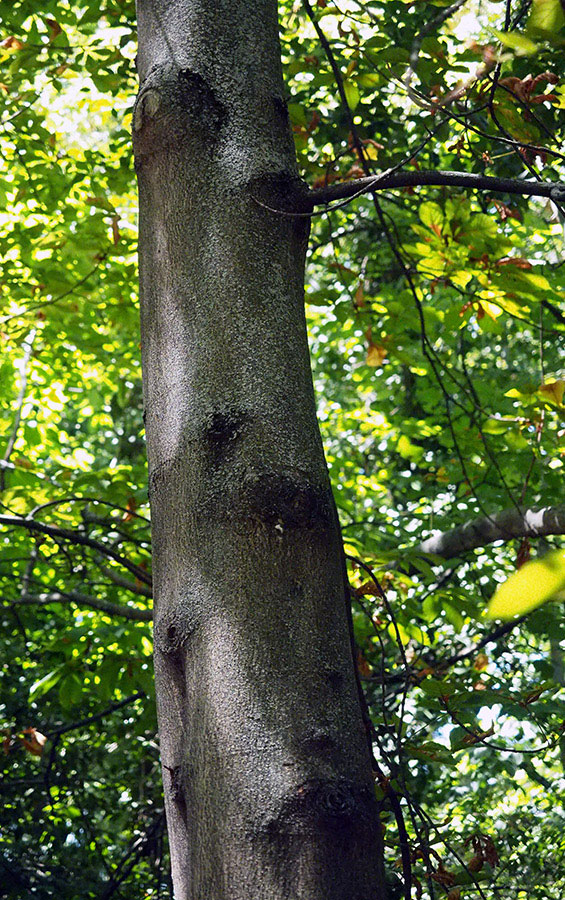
[{"x1": 488, "y1": 550, "x2": 565, "y2": 619}]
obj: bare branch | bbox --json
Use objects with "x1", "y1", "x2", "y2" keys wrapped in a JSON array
[
  {"x1": 14, "y1": 589, "x2": 152, "y2": 621},
  {"x1": 46, "y1": 692, "x2": 145, "y2": 737},
  {"x1": 0, "y1": 330, "x2": 36, "y2": 492},
  {"x1": 405, "y1": 0, "x2": 468, "y2": 88},
  {"x1": 96, "y1": 560, "x2": 153, "y2": 598},
  {"x1": 418, "y1": 503, "x2": 565, "y2": 560},
  {"x1": 311, "y1": 169, "x2": 565, "y2": 207},
  {"x1": 0, "y1": 514, "x2": 152, "y2": 586}
]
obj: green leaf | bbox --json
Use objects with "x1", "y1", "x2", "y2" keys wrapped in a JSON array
[
  {"x1": 356, "y1": 73, "x2": 381, "y2": 88},
  {"x1": 481, "y1": 418, "x2": 512, "y2": 435},
  {"x1": 287, "y1": 103, "x2": 308, "y2": 127},
  {"x1": 488, "y1": 550, "x2": 565, "y2": 619},
  {"x1": 527, "y1": 0, "x2": 565, "y2": 34},
  {"x1": 29, "y1": 667, "x2": 65, "y2": 702},
  {"x1": 405, "y1": 741, "x2": 457, "y2": 764},
  {"x1": 419, "y1": 677, "x2": 456, "y2": 697},
  {"x1": 343, "y1": 80, "x2": 360, "y2": 111},
  {"x1": 494, "y1": 30, "x2": 539, "y2": 55},
  {"x1": 419, "y1": 201, "x2": 444, "y2": 232},
  {"x1": 58, "y1": 673, "x2": 83, "y2": 708}
]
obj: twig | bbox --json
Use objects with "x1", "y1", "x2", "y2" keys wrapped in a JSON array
[
  {"x1": 405, "y1": 0, "x2": 468, "y2": 89},
  {"x1": 0, "y1": 330, "x2": 36, "y2": 492},
  {"x1": 0, "y1": 514, "x2": 152, "y2": 586},
  {"x1": 46, "y1": 692, "x2": 145, "y2": 737},
  {"x1": 12, "y1": 589, "x2": 152, "y2": 621}
]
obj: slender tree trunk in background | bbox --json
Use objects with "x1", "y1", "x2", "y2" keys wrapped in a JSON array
[{"x1": 134, "y1": 2, "x2": 384, "y2": 897}]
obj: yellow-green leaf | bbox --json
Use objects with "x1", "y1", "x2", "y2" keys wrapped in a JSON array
[
  {"x1": 419, "y1": 201, "x2": 444, "y2": 232},
  {"x1": 538, "y1": 379, "x2": 565, "y2": 407},
  {"x1": 494, "y1": 30, "x2": 539, "y2": 55},
  {"x1": 527, "y1": 0, "x2": 565, "y2": 34},
  {"x1": 488, "y1": 550, "x2": 565, "y2": 619},
  {"x1": 343, "y1": 80, "x2": 360, "y2": 110}
]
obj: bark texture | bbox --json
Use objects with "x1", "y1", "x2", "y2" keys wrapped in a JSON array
[
  {"x1": 134, "y1": 2, "x2": 384, "y2": 898},
  {"x1": 419, "y1": 504, "x2": 565, "y2": 560}
]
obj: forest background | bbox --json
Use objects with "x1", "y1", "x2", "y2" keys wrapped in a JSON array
[{"x1": 1, "y1": 0, "x2": 564, "y2": 897}]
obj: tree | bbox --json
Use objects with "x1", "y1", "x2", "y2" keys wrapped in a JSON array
[
  {"x1": 1, "y1": 1, "x2": 564, "y2": 898},
  {"x1": 134, "y1": 1, "x2": 385, "y2": 896}
]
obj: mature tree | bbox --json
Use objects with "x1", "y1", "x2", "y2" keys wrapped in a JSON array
[
  {"x1": 1, "y1": 0, "x2": 564, "y2": 898},
  {"x1": 134, "y1": 2, "x2": 384, "y2": 897}
]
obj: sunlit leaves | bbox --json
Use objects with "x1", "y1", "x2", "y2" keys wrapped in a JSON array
[
  {"x1": 527, "y1": 0, "x2": 565, "y2": 36},
  {"x1": 488, "y1": 549, "x2": 565, "y2": 618},
  {"x1": 0, "y1": 0, "x2": 564, "y2": 896}
]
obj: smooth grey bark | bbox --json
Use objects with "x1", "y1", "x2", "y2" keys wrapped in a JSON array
[
  {"x1": 134, "y1": 2, "x2": 384, "y2": 898},
  {"x1": 309, "y1": 170, "x2": 565, "y2": 207},
  {"x1": 418, "y1": 504, "x2": 565, "y2": 560}
]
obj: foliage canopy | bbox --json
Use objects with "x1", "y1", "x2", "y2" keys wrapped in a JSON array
[{"x1": 1, "y1": 0, "x2": 564, "y2": 897}]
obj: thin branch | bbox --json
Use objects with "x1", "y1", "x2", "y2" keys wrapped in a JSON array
[
  {"x1": 405, "y1": 0, "x2": 468, "y2": 88},
  {"x1": 418, "y1": 503, "x2": 565, "y2": 559},
  {"x1": 0, "y1": 514, "x2": 152, "y2": 586},
  {"x1": 438, "y1": 617, "x2": 527, "y2": 672},
  {"x1": 96, "y1": 560, "x2": 153, "y2": 598},
  {"x1": 100, "y1": 811, "x2": 165, "y2": 900},
  {"x1": 0, "y1": 329, "x2": 36, "y2": 492},
  {"x1": 303, "y1": 0, "x2": 364, "y2": 160},
  {"x1": 311, "y1": 169, "x2": 565, "y2": 207},
  {"x1": 0, "y1": 258, "x2": 107, "y2": 325},
  {"x1": 543, "y1": 298, "x2": 565, "y2": 326},
  {"x1": 29, "y1": 495, "x2": 150, "y2": 524},
  {"x1": 13, "y1": 589, "x2": 152, "y2": 621},
  {"x1": 46, "y1": 692, "x2": 145, "y2": 737}
]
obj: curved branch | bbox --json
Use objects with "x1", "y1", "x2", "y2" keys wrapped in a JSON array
[
  {"x1": 419, "y1": 503, "x2": 565, "y2": 560},
  {"x1": 14, "y1": 590, "x2": 152, "y2": 621},
  {"x1": 46, "y1": 692, "x2": 145, "y2": 737},
  {"x1": 96, "y1": 560, "x2": 153, "y2": 598},
  {"x1": 0, "y1": 514, "x2": 152, "y2": 586},
  {"x1": 310, "y1": 170, "x2": 565, "y2": 207}
]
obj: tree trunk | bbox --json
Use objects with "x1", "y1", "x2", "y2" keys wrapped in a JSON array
[{"x1": 133, "y1": 2, "x2": 385, "y2": 897}]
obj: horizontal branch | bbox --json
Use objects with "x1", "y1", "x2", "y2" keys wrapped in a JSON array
[
  {"x1": 46, "y1": 692, "x2": 145, "y2": 737},
  {"x1": 15, "y1": 590, "x2": 152, "y2": 621},
  {"x1": 419, "y1": 503, "x2": 565, "y2": 560},
  {"x1": 0, "y1": 514, "x2": 152, "y2": 586},
  {"x1": 311, "y1": 169, "x2": 565, "y2": 207},
  {"x1": 96, "y1": 560, "x2": 153, "y2": 598}
]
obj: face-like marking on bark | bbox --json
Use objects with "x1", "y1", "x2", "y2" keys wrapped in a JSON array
[
  {"x1": 263, "y1": 777, "x2": 378, "y2": 836},
  {"x1": 240, "y1": 471, "x2": 332, "y2": 530},
  {"x1": 178, "y1": 68, "x2": 227, "y2": 135},
  {"x1": 205, "y1": 408, "x2": 249, "y2": 464}
]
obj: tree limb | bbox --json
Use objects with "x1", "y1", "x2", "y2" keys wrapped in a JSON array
[
  {"x1": 418, "y1": 503, "x2": 565, "y2": 560},
  {"x1": 310, "y1": 169, "x2": 565, "y2": 207},
  {"x1": 96, "y1": 559, "x2": 153, "y2": 598},
  {"x1": 14, "y1": 589, "x2": 152, "y2": 621},
  {"x1": 46, "y1": 692, "x2": 145, "y2": 737},
  {"x1": 0, "y1": 514, "x2": 152, "y2": 586}
]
